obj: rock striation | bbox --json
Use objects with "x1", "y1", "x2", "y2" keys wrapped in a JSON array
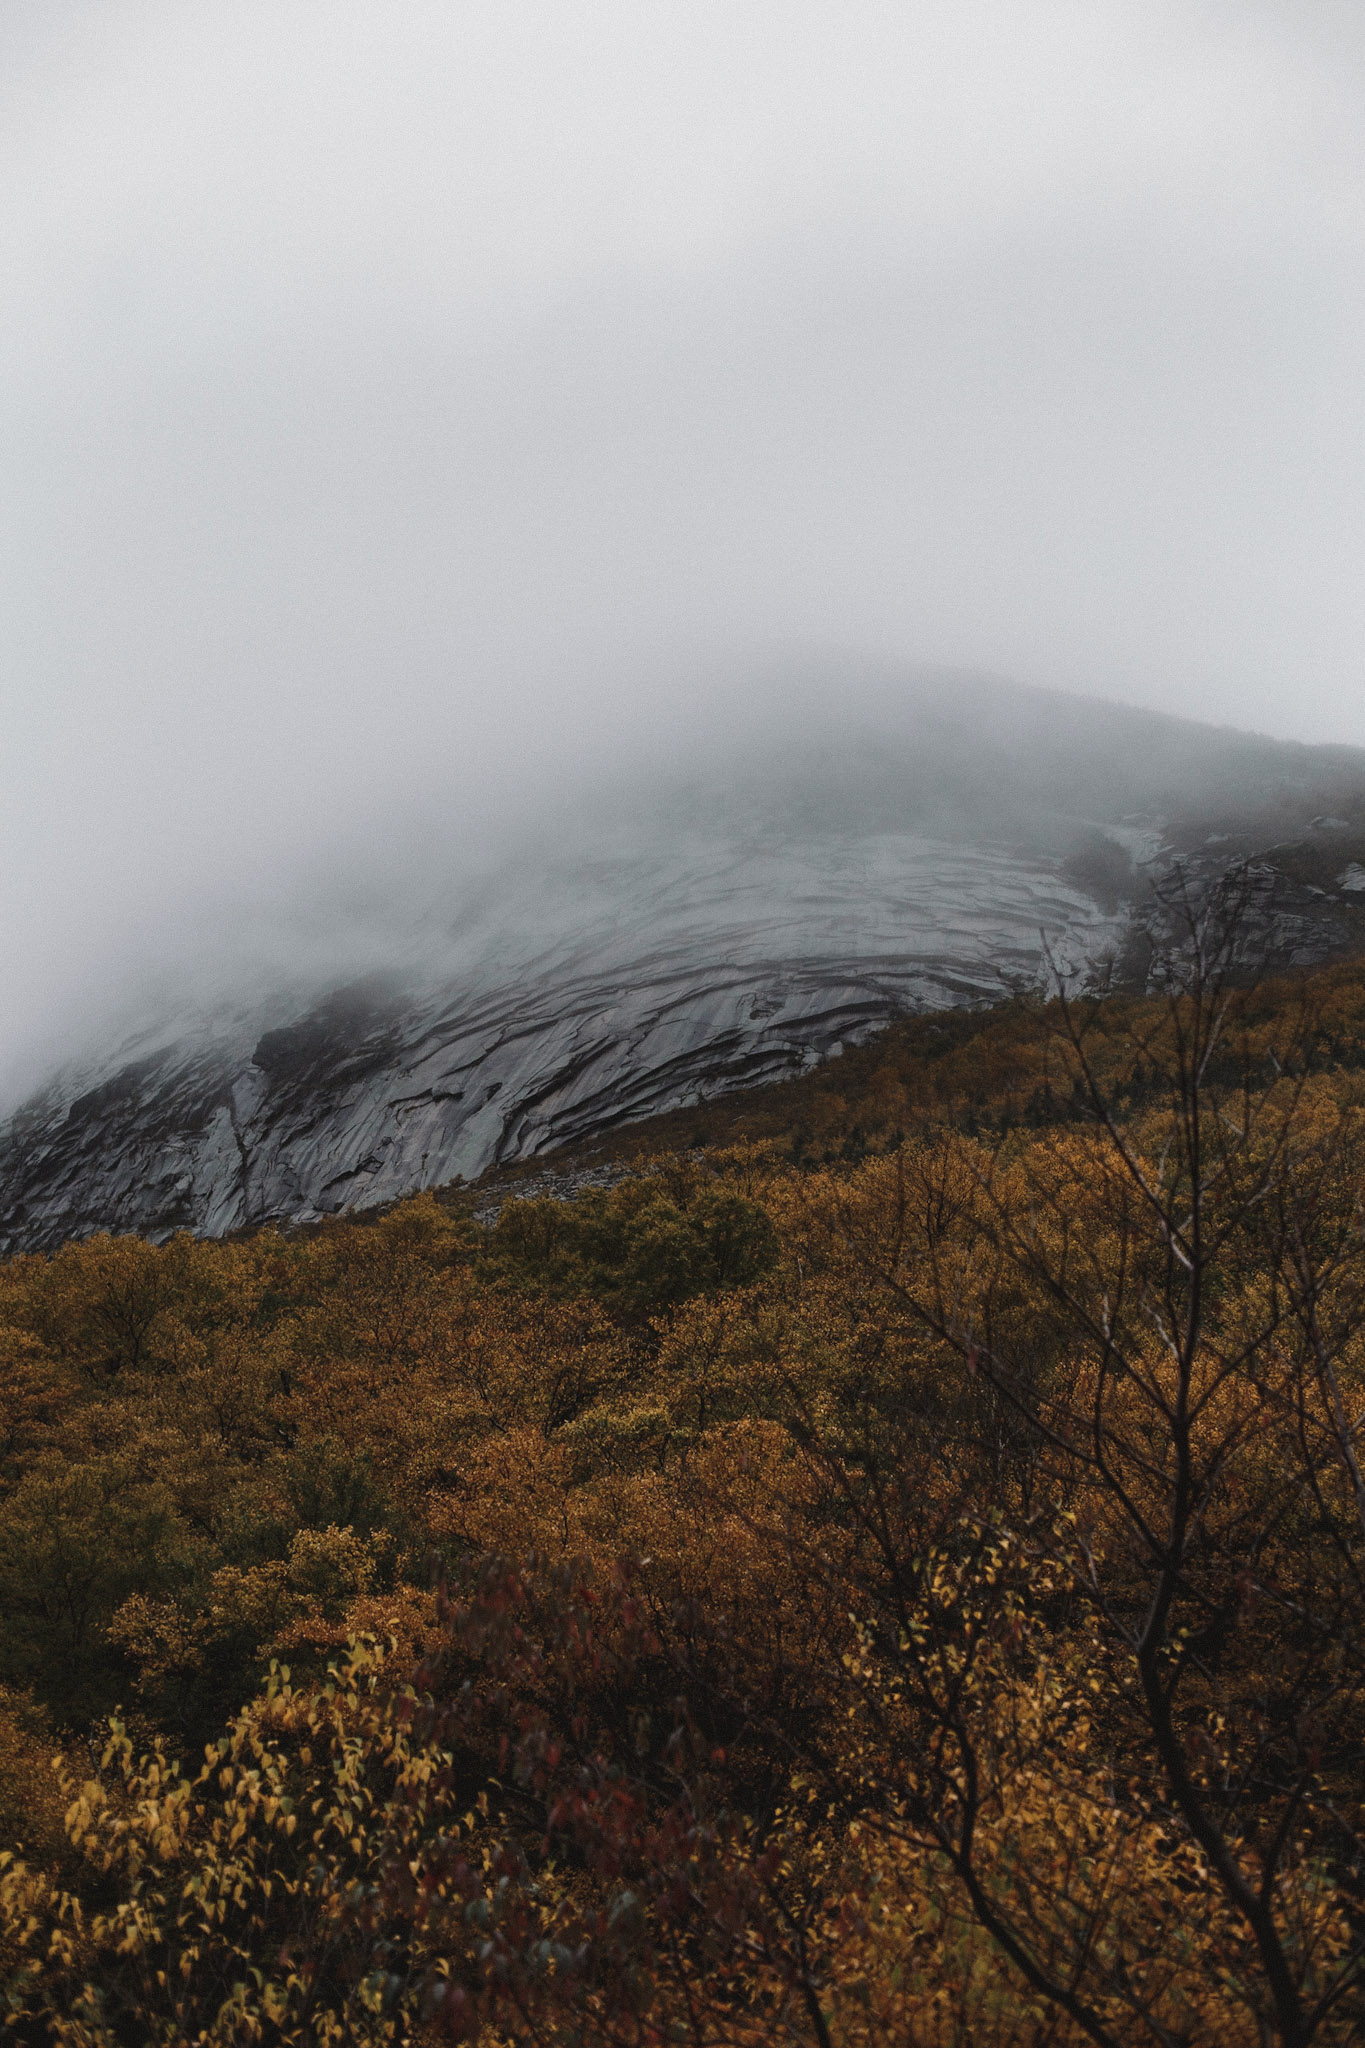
[
  {"x1": 0, "y1": 831, "x2": 1123, "y2": 1249},
  {"x1": 3, "y1": 679, "x2": 1365, "y2": 1252}
]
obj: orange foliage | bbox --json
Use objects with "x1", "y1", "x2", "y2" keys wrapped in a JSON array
[{"x1": 2, "y1": 955, "x2": 1365, "y2": 2040}]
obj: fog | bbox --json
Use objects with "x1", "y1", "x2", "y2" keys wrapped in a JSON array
[{"x1": 2, "y1": 2, "x2": 1364, "y2": 1098}]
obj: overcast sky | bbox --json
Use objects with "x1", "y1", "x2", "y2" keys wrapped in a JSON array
[{"x1": 2, "y1": 1, "x2": 1364, "y2": 1083}]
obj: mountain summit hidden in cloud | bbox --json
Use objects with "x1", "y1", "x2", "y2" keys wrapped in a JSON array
[{"x1": 3, "y1": 679, "x2": 1364, "y2": 1254}]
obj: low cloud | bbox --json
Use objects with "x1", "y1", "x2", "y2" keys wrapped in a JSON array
[{"x1": 1, "y1": 2, "x2": 1363, "y2": 1090}]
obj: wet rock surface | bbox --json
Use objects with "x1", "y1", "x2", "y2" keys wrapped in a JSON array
[
  {"x1": 0, "y1": 829, "x2": 1128, "y2": 1249},
  {"x1": 4, "y1": 687, "x2": 1365, "y2": 1253}
]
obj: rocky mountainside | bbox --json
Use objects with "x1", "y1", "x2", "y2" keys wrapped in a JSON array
[{"x1": 3, "y1": 677, "x2": 1364, "y2": 1252}]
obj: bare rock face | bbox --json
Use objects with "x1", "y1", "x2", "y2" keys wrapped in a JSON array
[
  {"x1": 3, "y1": 679, "x2": 1364, "y2": 1252},
  {"x1": 0, "y1": 832, "x2": 1121, "y2": 1249}
]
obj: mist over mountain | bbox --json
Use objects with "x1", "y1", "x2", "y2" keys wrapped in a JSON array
[
  {"x1": 3, "y1": 673, "x2": 1364, "y2": 1254},
  {"x1": 8, "y1": 18, "x2": 1365, "y2": 2033},
  {"x1": 3, "y1": 7, "x2": 1364, "y2": 1250}
]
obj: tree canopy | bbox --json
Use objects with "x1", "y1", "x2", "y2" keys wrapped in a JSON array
[{"x1": 3, "y1": 912, "x2": 1365, "y2": 2043}]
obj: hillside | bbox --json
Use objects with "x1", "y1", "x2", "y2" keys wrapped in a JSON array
[
  {"x1": 4, "y1": 677, "x2": 1365, "y2": 1256},
  {"x1": 2, "y1": 938, "x2": 1365, "y2": 2043}
]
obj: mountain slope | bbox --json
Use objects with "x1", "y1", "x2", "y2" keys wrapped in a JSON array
[{"x1": 3, "y1": 677, "x2": 1364, "y2": 1252}]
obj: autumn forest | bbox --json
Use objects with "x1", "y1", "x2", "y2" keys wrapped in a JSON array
[{"x1": 3, "y1": 899, "x2": 1365, "y2": 2045}]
